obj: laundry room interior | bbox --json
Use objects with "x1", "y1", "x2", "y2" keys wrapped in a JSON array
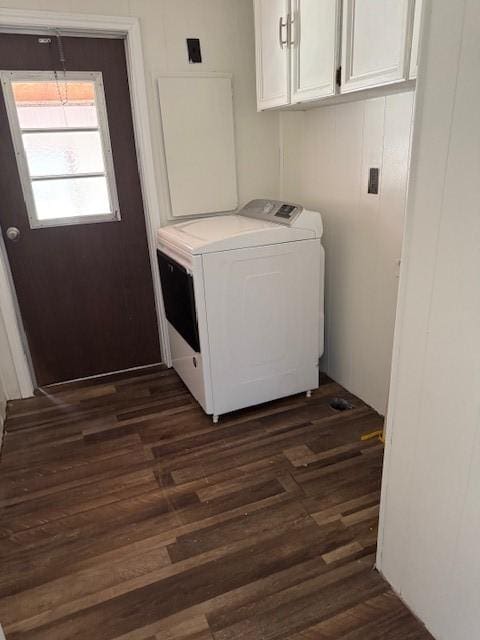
[{"x1": 0, "y1": 2, "x2": 479, "y2": 640}]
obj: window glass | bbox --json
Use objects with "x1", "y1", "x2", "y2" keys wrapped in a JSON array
[
  {"x1": 23, "y1": 131, "x2": 105, "y2": 177},
  {"x1": 3, "y1": 73, "x2": 119, "y2": 227},
  {"x1": 12, "y1": 81, "x2": 98, "y2": 129},
  {"x1": 32, "y1": 176, "x2": 110, "y2": 220}
]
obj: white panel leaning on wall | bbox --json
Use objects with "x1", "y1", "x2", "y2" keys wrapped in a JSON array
[{"x1": 158, "y1": 73, "x2": 238, "y2": 219}]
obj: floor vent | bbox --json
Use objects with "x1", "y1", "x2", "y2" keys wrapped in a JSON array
[{"x1": 329, "y1": 397, "x2": 354, "y2": 412}]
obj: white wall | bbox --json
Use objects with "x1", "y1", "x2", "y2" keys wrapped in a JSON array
[
  {"x1": 280, "y1": 92, "x2": 414, "y2": 414},
  {"x1": 130, "y1": 0, "x2": 281, "y2": 218},
  {"x1": 377, "y1": 1, "x2": 480, "y2": 639},
  {"x1": 0, "y1": 0, "x2": 281, "y2": 395}
]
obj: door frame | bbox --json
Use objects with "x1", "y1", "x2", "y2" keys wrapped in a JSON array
[{"x1": 0, "y1": 7, "x2": 171, "y2": 398}]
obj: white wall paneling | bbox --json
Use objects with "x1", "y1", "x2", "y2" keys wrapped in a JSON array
[
  {"x1": 378, "y1": 1, "x2": 480, "y2": 639},
  {"x1": 280, "y1": 91, "x2": 414, "y2": 414},
  {"x1": 158, "y1": 73, "x2": 238, "y2": 218}
]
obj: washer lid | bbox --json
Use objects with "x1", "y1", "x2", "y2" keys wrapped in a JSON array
[{"x1": 156, "y1": 214, "x2": 315, "y2": 254}]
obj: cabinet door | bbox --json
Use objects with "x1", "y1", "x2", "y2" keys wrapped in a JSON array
[
  {"x1": 409, "y1": 0, "x2": 423, "y2": 79},
  {"x1": 291, "y1": 0, "x2": 340, "y2": 103},
  {"x1": 254, "y1": 0, "x2": 290, "y2": 110},
  {"x1": 341, "y1": 0, "x2": 413, "y2": 92}
]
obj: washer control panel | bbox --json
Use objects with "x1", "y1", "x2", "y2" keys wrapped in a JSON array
[{"x1": 239, "y1": 199, "x2": 303, "y2": 226}]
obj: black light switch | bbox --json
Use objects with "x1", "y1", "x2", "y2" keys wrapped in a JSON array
[
  {"x1": 368, "y1": 167, "x2": 380, "y2": 194},
  {"x1": 187, "y1": 38, "x2": 202, "y2": 64}
]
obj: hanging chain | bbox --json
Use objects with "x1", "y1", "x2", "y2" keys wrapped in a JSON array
[{"x1": 54, "y1": 29, "x2": 68, "y2": 106}]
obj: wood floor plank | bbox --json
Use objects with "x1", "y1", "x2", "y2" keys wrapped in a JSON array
[
  {"x1": 284, "y1": 591, "x2": 403, "y2": 638},
  {"x1": 0, "y1": 468, "x2": 159, "y2": 535},
  {"x1": 4, "y1": 508, "x2": 329, "y2": 635},
  {"x1": 0, "y1": 367, "x2": 433, "y2": 640},
  {"x1": 166, "y1": 497, "x2": 308, "y2": 563},
  {"x1": 0, "y1": 542, "x2": 171, "y2": 631},
  {"x1": 211, "y1": 564, "x2": 387, "y2": 640},
  {"x1": 4, "y1": 521, "x2": 335, "y2": 639},
  {"x1": 0, "y1": 488, "x2": 297, "y2": 600}
]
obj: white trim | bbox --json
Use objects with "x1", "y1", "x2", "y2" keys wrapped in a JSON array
[
  {"x1": 376, "y1": 0, "x2": 431, "y2": 574},
  {"x1": 1, "y1": 69, "x2": 121, "y2": 229},
  {"x1": 0, "y1": 234, "x2": 33, "y2": 397},
  {"x1": 0, "y1": 8, "x2": 143, "y2": 35},
  {"x1": 0, "y1": 8, "x2": 171, "y2": 399},
  {"x1": 123, "y1": 17, "x2": 171, "y2": 367},
  {"x1": 42, "y1": 361, "x2": 163, "y2": 388}
]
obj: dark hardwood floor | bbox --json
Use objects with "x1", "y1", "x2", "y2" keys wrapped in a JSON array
[{"x1": 0, "y1": 367, "x2": 433, "y2": 639}]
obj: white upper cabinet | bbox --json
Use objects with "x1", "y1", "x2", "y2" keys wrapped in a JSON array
[
  {"x1": 409, "y1": 0, "x2": 423, "y2": 79},
  {"x1": 254, "y1": 0, "x2": 290, "y2": 110},
  {"x1": 291, "y1": 0, "x2": 340, "y2": 103},
  {"x1": 341, "y1": 0, "x2": 413, "y2": 92},
  {"x1": 253, "y1": 0, "x2": 419, "y2": 110}
]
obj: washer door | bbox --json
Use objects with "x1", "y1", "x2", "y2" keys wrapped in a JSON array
[{"x1": 157, "y1": 250, "x2": 200, "y2": 353}]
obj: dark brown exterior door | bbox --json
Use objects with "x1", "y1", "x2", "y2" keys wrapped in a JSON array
[{"x1": 0, "y1": 33, "x2": 161, "y2": 386}]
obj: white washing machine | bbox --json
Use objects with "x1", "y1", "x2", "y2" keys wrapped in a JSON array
[{"x1": 156, "y1": 199, "x2": 325, "y2": 422}]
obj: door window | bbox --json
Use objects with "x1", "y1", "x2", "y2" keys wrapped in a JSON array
[{"x1": 0, "y1": 70, "x2": 120, "y2": 227}]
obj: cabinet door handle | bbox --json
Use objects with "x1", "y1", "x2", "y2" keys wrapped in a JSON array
[
  {"x1": 278, "y1": 15, "x2": 288, "y2": 49},
  {"x1": 288, "y1": 12, "x2": 297, "y2": 46}
]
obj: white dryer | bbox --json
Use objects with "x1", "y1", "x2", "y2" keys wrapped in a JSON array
[{"x1": 156, "y1": 199, "x2": 325, "y2": 422}]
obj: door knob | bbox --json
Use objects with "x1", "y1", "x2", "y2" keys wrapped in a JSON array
[{"x1": 6, "y1": 227, "x2": 20, "y2": 242}]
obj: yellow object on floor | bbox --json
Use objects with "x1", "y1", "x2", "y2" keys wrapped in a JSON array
[{"x1": 361, "y1": 429, "x2": 385, "y2": 443}]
